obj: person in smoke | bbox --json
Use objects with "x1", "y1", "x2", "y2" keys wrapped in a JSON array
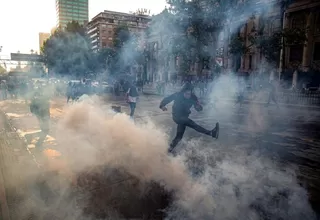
[
  {"x1": 159, "y1": 83, "x2": 219, "y2": 154},
  {"x1": 235, "y1": 82, "x2": 245, "y2": 108},
  {"x1": 66, "y1": 82, "x2": 73, "y2": 103},
  {"x1": 0, "y1": 80, "x2": 8, "y2": 100},
  {"x1": 266, "y1": 79, "x2": 280, "y2": 108},
  {"x1": 27, "y1": 86, "x2": 50, "y2": 149},
  {"x1": 126, "y1": 83, "x2": 139, "y2": 118}
]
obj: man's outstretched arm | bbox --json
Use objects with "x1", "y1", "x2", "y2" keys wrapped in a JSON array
[{"x1": 159, "y1": 93, "x2": 177, "y2": 110}]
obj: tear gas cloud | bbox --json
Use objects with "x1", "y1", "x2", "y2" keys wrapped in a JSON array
[
  {"x1": 10, "y1": 0, "x2": 316, "y2": 219},
  {"x1": 16, "y1": 97, "x2": 314, "y2": 219}
]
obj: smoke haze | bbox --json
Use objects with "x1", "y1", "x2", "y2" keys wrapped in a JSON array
[{"x1": 24, "y1": 96, "x2": 312, "y2": 220}]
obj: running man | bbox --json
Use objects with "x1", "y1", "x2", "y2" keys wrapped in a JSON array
[{"x1": 159, "y1": 83, "x2": 219, "y2": 154}]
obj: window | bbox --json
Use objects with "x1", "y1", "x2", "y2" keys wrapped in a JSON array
[
  {"x1": 108, "y1": 37, "x2": 113, "y2": 40},
  {"x1": 292, "y1": 15, "x2": 305, "y2": 29},
  {"x1": 289, "y1": 45, "x2": 303, "y2": 62},
  {"x1": 271, "y1": 18, "x2": 281, "y2": 33},
  {"x1": 315, "y1": 13, "x2": 320, "y2": 35},
  {"x1": 314, "y1": 42, "x2": 320, "y2": 61}
]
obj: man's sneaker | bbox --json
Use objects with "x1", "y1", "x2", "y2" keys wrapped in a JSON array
[
  {"x1": 211, "y1": 122, "x2": 219, "y2": 139},
  {"x1": 168, "y1": 145, "x2": 177, "y2": 156}
]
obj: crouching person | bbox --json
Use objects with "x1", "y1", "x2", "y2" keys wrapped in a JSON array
[{"x1": 29, "y1": 88, "x2": 50, "y2": 149}]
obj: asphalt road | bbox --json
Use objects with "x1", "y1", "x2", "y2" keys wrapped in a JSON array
[{"x1": 1, "y1": 95, "x2": 320, "y2": 217}]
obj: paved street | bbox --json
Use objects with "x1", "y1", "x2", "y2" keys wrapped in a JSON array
[{"x1": 1, "y1": 94, "x2": 320, "y2": 217}]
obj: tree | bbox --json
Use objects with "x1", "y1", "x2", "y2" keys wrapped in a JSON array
[
  {"x1": 41, "y1": 21, "x2": 94, "y2": 77},
  {"x1": 166, "y1": 0, "x2": 254, "y2": 74},
  {"x1": 229, "y1": 20, "x2": 307, "y2": 65},
  {"x1": 113, "y1": 25, "x2": 131, "y2": 49},
  {"x1": 110, "y1": 24, "x2": 148, "y2": 75}
]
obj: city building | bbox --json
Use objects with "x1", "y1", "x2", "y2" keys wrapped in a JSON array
[
  {"x1": 56, "y1": 0, "x2": 89, "y2": 28},
  {"x1": 39, "y1": 32, "x2": 50, "y2": 51},
  {"x1": 146, "y1": 0, "x2": 320, "y2": 85},
  {"x1": 87, "y1": 10, "x2": 151, "y2": 51},
  {"x1": 224, "y1": 0, "x2": 320, "y2": 80}
]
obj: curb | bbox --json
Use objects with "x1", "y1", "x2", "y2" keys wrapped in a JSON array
[
  {"x1": 0, "y1": 110, "x2": 41, "y2": 220},
  {"x1": 2, "y1": 111, "x2": 42, "y2": 168},
  {"x1": 0, "y1": 120, "x2": 10, "y2": 220}
]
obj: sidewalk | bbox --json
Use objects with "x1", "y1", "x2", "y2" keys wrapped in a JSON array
[{"x1": 0, "y1": 108, "x2": 41, "y2": 220}]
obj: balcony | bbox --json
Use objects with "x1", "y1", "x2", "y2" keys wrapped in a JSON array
[
  {"x1": 87, "y1": 26, "x2": 98, "y2": 34},
  {"x1": 90, "y1": 32, "x2": 98, "y2": 39}
]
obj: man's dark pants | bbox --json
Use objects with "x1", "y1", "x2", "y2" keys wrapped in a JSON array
[
  {"x1": 129, "y1": 102, "x2": 136, "y2": 117},
  {"x1": 169, "y1": 116, "x2": 211, "y2": 150}
]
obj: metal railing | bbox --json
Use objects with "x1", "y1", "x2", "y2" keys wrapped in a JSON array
[{"x1": 278, "y1": 90, "x2": 320, "y2": 106}]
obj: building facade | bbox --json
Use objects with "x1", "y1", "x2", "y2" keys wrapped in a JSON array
[
  {"x1": 146, "y1": 0, "x2": 320, "y2": 85},
  {"x1": 39, "y1": 33, "x2": 51, "y2": 51},
  {"x1": 87, "y1": 10, "x2": 150, "y2": 51},
  {"x1": 224, "y1": 0, "x2": 320, "y2": 82},
  {"x1": 56, "y1": 0, "x2": 89, "y2": 28}
]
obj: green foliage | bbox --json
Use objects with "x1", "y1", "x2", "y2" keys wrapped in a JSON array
[
  {"x1": 41, "y1": 21, "x2": 94, "y2": 77},
  {"x1": 95, "y1": 25, "x2": 146, "y2": 75},
  {"x1": 113, "y1": 25, "x2": 131, "y2": 49},
  {"x1": 282, "y1": 27, "x2": 307, "y2": 46},
  {"x1": 229, "y1": 35, "x2": 250, "y2": 56},
  {"x1": 229, "y1": 23, "x2": 307, "y2": 64},
  {"x1": 164, "y1": 0, "x2": 255, "y2": 74}
]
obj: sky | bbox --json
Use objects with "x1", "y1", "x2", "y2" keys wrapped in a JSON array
[{"x1": 0, "y1": 0, "x2": 167, "y2": 58}]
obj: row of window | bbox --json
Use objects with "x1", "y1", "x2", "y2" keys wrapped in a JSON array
[
  {"x1": 57, "y1": 9, "x2": 88, "y2": 16},
  {"x1": 58, "y1": 7, "x2": 88, "y2": 13},
  {"x1": 291, "y1": 12, "x2": 320, "y2": 35},
  {"x1": 57, "y1": 0, "x2": 87, "y2": 4},
  {"x1": 101, "y1": 37, "x2": 113, "y2": 41},
  {"x1": 56, "y1": 2, "x2": 87, "y2": 10},
  {"x1": 58, "y1": 19, "x2": 87, "y2": 24},
  {"x1": 58, "y1": 12, "x2": 88, "y2": 17},
  {"x1": 58, "y1": 13, "x2": 88, "y2": 19},
  {"x1": 288, "y1": 42, "x2": 320, "y2": 62}
]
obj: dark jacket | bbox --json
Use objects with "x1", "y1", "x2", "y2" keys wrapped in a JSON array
[
  {"x1": 159, "y1": 92, "x2": 202, "y2": 119},
  {"x1": 30, "y1": 91, "x2": 50, "y2": 118},
  {"x1": 127, "y1": 85, "x2": 139, "y2": 97}
]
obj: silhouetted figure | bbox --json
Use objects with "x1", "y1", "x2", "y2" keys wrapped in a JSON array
[
  {"x1": 159, "y1": 83, "x2": 219, "y2": 155},
  {"x1": 28, "y1": 87, "x2": 50, "y2": 149},
  {"x1": 126, "y1": 84, "x2": 139, "y2": 118},
  {"x1": 266, "y1": 80, "x2": 280, "y2": 108},
  {"x1": 0, "y1": 81, "x2": 8, "y2": 100},
  {"x1": 66, "y1": 82, "x2": 73, "y2": 103}
]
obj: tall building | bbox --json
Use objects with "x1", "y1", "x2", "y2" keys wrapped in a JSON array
[
  {"x1": 87, "y1": 10, "x2": 151, "y2": 51},
  {"x1": 56, "y1": 0, "x2": 89, "y2": 28},
  {"x1": 39, "y1": 32, "x2": 51, "y2": 51}
]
